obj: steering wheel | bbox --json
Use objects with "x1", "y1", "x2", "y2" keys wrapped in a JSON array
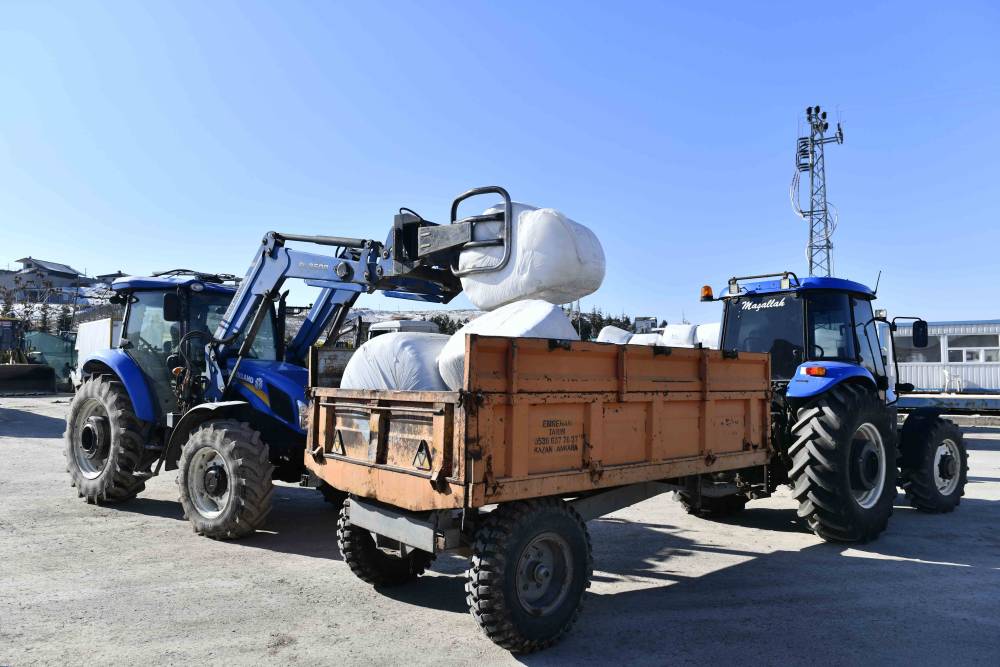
[
  {"x1": 813, "y1": 344, "x2": 826, "y2": 357},
  {"x1": 742, "y1": 336, "x2": 766, "y2": 352}
]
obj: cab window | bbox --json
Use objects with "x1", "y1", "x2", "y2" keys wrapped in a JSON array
[
  {"x1": 852, "y1": 297, "x2": 885, "y2": 377},
  {"x1": 807, "y1": 292, "x2": 856, "y2": 361}
]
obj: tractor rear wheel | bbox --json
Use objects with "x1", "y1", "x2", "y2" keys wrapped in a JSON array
[
  {"x1": 678, "y1": 492, "x2": 748, "y2": 517},
  {"x1": 176, "y1": 420, "x2": 274, "y2": 539},
  {"x1": 465, "y1": 498, "x2": 593, "y2": 653},
  {"x1": 899, "y1": 416, "x2": 968, "y2": 512},
  {"x1": 64, "y1": 376, "x2": 146, "y2": 503},
  {"x1": 789, "y1": 383, "x2": 897, "y2": 542},
  {"x1": 337, "y1": 499, "x2": 434, "y2": 586}
]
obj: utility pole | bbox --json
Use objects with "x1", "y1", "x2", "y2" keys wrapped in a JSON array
[{"x1": 792, "y1": 105, "x2": 843, "y2": 276}]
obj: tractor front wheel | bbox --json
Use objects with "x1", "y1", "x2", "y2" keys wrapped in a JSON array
[
  {"x1": 899, "y1": 416, "x2": 968, "y2": 513},
  {"x1": 177, "y1": 420, "x2": 274, "y2": 539},
  {"x1": 789, "y1": 383, "x2": 897, "y2": 543},
  {"x1": 64, "y1": 376, "x2": 146, "y2": 503}
]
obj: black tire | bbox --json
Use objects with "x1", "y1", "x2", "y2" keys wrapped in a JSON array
[
  {"x1": 465, "y1": 498, "x2": 593, "y2": 654},
  {"x1": 899, "y1": 416, "x2": 968, "y2": 513},
  {"x1": 337, "y1": 499, "x2": 434, "y2": 586},
  {"x1": 64, "y1": 376, "x2": 146, "y2": 503},
  {"x1": 176, "y1": 420, "x2": 274, "y2": 540},
  {"x1": 679, "y1": 492, "x2": 748, "y2": 517},
  {"x1": 789, "y1": 383, "x2": 897, "y2": 543},
  {"x1": 318, "y1": 481, "x2": 348, "y2": 508}
]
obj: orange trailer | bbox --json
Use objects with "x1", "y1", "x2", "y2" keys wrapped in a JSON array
[{"x1": 304, "y1": 335, "x2": 771, "y2": 652}]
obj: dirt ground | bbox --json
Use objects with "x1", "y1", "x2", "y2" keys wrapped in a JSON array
[{"x1": 2, "y1": 396, "x2": 998, "y2": 666}]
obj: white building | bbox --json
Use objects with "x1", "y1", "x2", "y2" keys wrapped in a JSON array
[{"x1": 894, "y1": 320, "x2": 1000, "y2": 393}]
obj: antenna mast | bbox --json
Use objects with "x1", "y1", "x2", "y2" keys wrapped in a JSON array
[{"x1": 792, "y1": 105, "x2": 844, "y2": 276}]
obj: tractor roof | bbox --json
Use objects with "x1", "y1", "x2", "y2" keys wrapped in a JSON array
[
  {"x1": 111, "y1": 275, "x2": 236, "y2": 294},
  {"x1": 722, "y1": 276, "x2": 875, "y2": 298}
]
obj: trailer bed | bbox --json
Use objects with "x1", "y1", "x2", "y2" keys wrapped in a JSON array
[{"x1": 305, "y1": 335, "x2": 772, "y2": 511}]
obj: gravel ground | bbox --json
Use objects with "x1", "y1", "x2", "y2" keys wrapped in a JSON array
[{"x1": 2, "y1": 396, "x2": 999, "y2": 666}]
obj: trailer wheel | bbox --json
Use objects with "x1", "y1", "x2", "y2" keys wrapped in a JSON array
[
  {"x1": 337, "y1": 499, "x2": 434, "y2": 586},
  {"x1": 466, "y1": 498, "x2": 593, "y2": 654},
  {"x1": 679, "y1": 492, "x2": 748, "y2": 517},
  {"x1": 318, "y1": 481, "x2": 348, "y2": 509},
  {"x1": 789, "y1": 383, "x2": 897, "y2": 543},
  {"x1": 899, "y1": 416, "x2": 968, "y2": 513},
  {"x1": 64, "y1": 376, "x2": 146, "y2": 503},
  {"x1": 176, "y1": 420, "x2": 273, "y2": 540}
]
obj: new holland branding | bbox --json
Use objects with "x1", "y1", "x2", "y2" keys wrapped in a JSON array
[
  {"x1": 237, "y1": 371, "x2": 264, "y2": 391},
  {"x1": 741, "y1": 297, "x2": 786, "y2": 312}
]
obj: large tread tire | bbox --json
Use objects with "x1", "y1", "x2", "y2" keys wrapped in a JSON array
[
  {"x1": 64, "y1": 376, "x2": 146, "y2": 503},
  {"x1": 318, "y1": 481, "x2": 348, "y2": 509},
  {"x1": 337, "y1": 499, "x2": 434, "y2": 586},
  {"x1": 899, "y1": 416, "x2": 968, "y2": 513},
  {"x1": 789, "y1": 383, "x2": 897, "y2": 543},
  {"x1": 679, "y1": 492, "x2": 748, "y2": 517},
  {"x1": 465, "y1": 498, "x2": 593, "y2": 654},
  {"x1": 176, "y1": 420, "x2": 273, "y2": 540}
]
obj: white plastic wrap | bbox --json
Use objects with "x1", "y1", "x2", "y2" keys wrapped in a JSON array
[
  {"x1": 627, "y1": 333, "x2": 664, "y2": 346},
  {"x1": 596, "y1": 325, "x2": 632, "y2": 344},
  {"x1": 458, "y1": 203, "x2": 606, "y2": 311},
  {"x1": 340, "y1": 332, "x2": 450, "y2": 391},
  {"x1": 438, "y1": 300, "x2": 580, "y2": 390},
  {"x1": 695, "y1": 322, "x2": 721, "y2": 349},
  {"x1": 660, "y1": 324, "x2": 696, "y2": 348}
]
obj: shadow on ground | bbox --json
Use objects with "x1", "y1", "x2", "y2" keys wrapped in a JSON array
[
  {"x1": 113, "y1": 483, "x2": 344, "y2": 560},
  {"x1": 0, "y1": 406, "x2": 66, "y2": 438}
]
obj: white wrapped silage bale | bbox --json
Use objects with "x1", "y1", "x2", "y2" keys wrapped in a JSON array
[
  {"x1": 628, "y1": 333, "x2": 664, "y2": 346},
  {"x1": 458, "y1": 203, "x2": 605, "y2": 311},
  {"x1": 340, "y1": 332, "x2": 450, "y2": 391},
  {"x1": 660, "y1": 324, "x2": 696, "y2": 348},
  {"x1": 596, "y1": 325, "x2": 633, "y2": 344},
  {"x1": 437, "y1": 300, "x2": 580, "y2": 390},
  {"x1": 695, "y1": 323, "x2": 721, "y2": 349}
]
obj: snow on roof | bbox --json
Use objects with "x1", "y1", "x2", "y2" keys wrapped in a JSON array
[{"x1": 16, "y1": 257, "x2": 83, "y2": 276}]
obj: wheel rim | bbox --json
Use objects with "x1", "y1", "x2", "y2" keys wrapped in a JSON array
[
  {"x1": 933, "y1": 438, "x2": 961, "y2": 496},
  {"x1": 73, "y1": 398, "x2": 111, "y2": 479},
  {"x1": 849, "y1": 422, "x2": 886, "y2": 509},
  {"x1": 515, "y1": 532, "x2": 573, "y2": 617},
  {"x1": 188, "y1": 447, "x2": 231, "y2": 519}
]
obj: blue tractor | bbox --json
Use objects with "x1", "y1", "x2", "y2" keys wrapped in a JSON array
[
  {"x1": 697, "y1": 271, "x2": 968, "y2": 542},
  {"x1": 65, "y1": 186, "x2": 513, "y2": 539}
]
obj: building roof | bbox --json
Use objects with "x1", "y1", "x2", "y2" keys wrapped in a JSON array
[{"x1": 16, "y1": 257, "x2": 83, "y2": 276}]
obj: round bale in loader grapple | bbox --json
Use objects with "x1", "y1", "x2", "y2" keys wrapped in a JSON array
[{"x1": 689, "y1": 272, "x2": 968, "y2": 541}]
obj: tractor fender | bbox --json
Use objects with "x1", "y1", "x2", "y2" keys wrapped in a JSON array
[
  {"x1": 163, "y1": 401, "x2": 250, "y2": 471},
  {"x1": 81, "y1": 349, "x2": 158, "y2": 423},
  {"x1": 786, "y1": 361, "x2": 877, "y2": 400}
]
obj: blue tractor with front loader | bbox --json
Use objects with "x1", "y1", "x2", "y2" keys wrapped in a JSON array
[
  {"x1": 693, "y1": 271, "x2": 969, "y2": 541},
  {"x1": 65, "y1": 186, "x2": 514, "y2": 539}
]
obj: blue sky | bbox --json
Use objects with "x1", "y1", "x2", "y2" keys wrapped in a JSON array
[{"x1": 2, "y1": 1, "x2": 998, "y2": 323}]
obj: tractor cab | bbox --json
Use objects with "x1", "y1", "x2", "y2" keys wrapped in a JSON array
[
  {"x1": 706, "y1": 272, "x2": 927, "y2": 401},
  {"x1": 109, "y1": 272, "x2": 261, "y2": 417}
]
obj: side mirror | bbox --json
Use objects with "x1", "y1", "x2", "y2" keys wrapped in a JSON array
[
  {"x1": 896, "y1": 382, "x2": 915, "y2": 393},
  {"x1": 163, "y1": 292, "x2": 181, "y2": 322},
  {"x1": 912, "y1": 320, "x2": 929, "y2": 348}
]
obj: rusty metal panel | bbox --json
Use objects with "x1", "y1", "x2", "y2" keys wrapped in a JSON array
[{"x1": 304, "y1": 337, "x2": 772, "y2": 512}]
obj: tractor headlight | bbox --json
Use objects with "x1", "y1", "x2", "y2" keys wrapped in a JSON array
[{"x1": 297, "y1": 400, "x2": 309, "y2": 431}]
